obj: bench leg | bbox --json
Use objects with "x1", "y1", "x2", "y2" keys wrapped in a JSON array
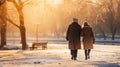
[{"x1": 42, "y1": 46, "x2": 46, "y2": 50}]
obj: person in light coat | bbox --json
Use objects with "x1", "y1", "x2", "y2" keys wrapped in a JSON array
[{"x1": 82, "y1": 22, "x2": 95, "y2": 60}]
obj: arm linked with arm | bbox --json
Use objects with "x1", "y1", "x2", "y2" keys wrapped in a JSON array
[
  {"x1": 91, "y1": 29, "x2": 95, "y2": 44},
  {"x1": 66, "y1": 26, "x2": 70, "y2": 41}
]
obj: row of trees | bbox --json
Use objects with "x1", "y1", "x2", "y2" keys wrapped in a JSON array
[
  {"x1": 94, "y1": 0, "x2": 120, "y2": 40},
  {"x1": 0, "y1": 0, "x2": 28, "y2": 49},
  {"x1": 0, "y1": 0, "x2": 120, "y2": 49}
]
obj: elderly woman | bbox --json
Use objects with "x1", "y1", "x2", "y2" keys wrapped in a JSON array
[{"x1": 82, "y1": 22, "x2": 95, "y2": 60}]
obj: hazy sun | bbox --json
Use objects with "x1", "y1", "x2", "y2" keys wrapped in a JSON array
[
  {"x1": 92, "y1": 0, "x2": 97, "y2": 3},
  {"x1": 46, "y1": 0, "x2": 63, "y2": 7}
]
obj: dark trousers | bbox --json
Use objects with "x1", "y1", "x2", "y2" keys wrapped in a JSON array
[
  {"x1": 71, "y1": 49, "x2": 78, "y2": 59},
  {"x1": 85, "y1": 49, "x2": 91, "y2": 58}
]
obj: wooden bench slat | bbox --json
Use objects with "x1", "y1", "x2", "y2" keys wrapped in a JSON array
[{"x1": 30, "y1": 42, "x2": 47, "y2": 50}]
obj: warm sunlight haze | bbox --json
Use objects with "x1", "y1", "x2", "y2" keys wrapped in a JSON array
[
  {"x1": 0, "y1": 0, "x2": 120, "y2": 67},
  {"x1": 46, "y1": 0, "x2": 63, "y2": 7},
  {"x1": 92, "y1": 0, "x2": 97, "y2": 3}
]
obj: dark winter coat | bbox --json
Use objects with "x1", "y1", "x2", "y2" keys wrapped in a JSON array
[
  {"x1": 82, "y1": 26, "x2": 95, "y2": 49},
  {"x1": 66, "y1": 22, "x2": 82, "y2": 50}
]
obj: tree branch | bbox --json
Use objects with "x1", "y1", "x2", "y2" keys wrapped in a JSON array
[
  {"x1": 23, "y1": 0, "x2": 33, "y2": 6},
  {"x1": 7, "y1": 0, "x2": 19, "y2": 10},
  {"x1": 7, "y1": 0, "x2": 23, "y2": 18},
  {"x1": 4, "y1": 16, "x2": 20, "y2": 28},
  {"x1": 0, "y1": 0, "x2": 6, "y2": 5},
  {"x1": 18, "y1": 0, "x2": 23, "y2": 8}
]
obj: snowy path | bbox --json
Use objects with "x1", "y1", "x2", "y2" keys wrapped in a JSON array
[{"x1": 0, "y1": 44, "x2": 120, "y2": 67}]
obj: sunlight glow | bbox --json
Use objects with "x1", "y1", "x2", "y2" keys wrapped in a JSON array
[
  {"x1": 92, "y1": 0, "x2": 97, "y2": 3},
  {"x1": 46, "y1": 0, "x2": 63, "y2": 7}
]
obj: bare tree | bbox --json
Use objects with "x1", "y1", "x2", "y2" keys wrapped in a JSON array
[
  {"x1": 96, "y1": 13, "x2": 108, "y2": 40},
  {"x1": 104, "y1": 0, "x2": 119, "y2": 40},
  {"x1": 95, "y1": 0, "x2": 119, "y2": 40},
  {"x1": 116, "y1": 0, "x2": 120, "y2": 35},
  {"x1": 7, "y1": 0, "x2": 30, "y2": 50},
  {"x1": 0, "y1": 0, "x2": 7, "y2": 48}
]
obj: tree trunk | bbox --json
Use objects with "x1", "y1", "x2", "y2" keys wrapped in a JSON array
[
  {"x1": 112, "y1": 33, "x2": 115, "y2": 40},
  {"x1": 103, "y1": 34, "x2": 106, "y2": 40},
  {"x1": 19, "y1": 10, "x2": 28, "y2": 50},
  {"x1": 100, "y1": 28, "x2": 106, "y2": 40},
  {"x1": 111, "y1": 27, "x2": 117, "y2": 40},
  {"x1": 20, "y1": 25, "x2": 27, "y2": 50},
  {"x1": 0, "y1": 23, "x2": 6, "y2": 48},
  {"x1": 0, "y1": 1, "x2": 7, "y2": 48}
]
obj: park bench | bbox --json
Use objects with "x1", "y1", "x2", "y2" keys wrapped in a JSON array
[{"x1": 30, "y1": 42, "x2": 48, "y2": 50}]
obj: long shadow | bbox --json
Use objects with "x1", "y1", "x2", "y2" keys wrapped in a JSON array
[
  {"x1": 93, "y1": 49, "x2": 120, "y2": 54},
  {"x1": 93, "y1": 61, "x2": 120, "y2": 67},
  {"x1": 98, "y1": 63, "x2": 120, "y2": 67},
  {"x1": 0, "y1": 56, "x2": 63, "y2": 62}
]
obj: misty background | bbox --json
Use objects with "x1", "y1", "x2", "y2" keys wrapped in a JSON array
[{"x1": 1, "y1": 0, "x2": 120, "y2": 41}]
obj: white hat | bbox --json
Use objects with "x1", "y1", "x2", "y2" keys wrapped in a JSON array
[{"x1": 73, "y1": 18, "x2": 78, "y2": 22}]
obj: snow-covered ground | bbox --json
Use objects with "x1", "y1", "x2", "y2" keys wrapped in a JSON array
[{"x1": 0, "y1": 43, "x2": 120, "y2": 67}]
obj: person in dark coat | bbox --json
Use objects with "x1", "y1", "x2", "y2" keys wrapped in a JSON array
[
  {"x1": 82, "y1": 22, "x2": 95, "y2": 60},
  {"x1": 66, "y1": 18, "x2": 82, "y2": 60}
]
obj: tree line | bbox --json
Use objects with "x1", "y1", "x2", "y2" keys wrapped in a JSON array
[{"x1": 0, "y1": 0, "x2": 120, "y2": 49}]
